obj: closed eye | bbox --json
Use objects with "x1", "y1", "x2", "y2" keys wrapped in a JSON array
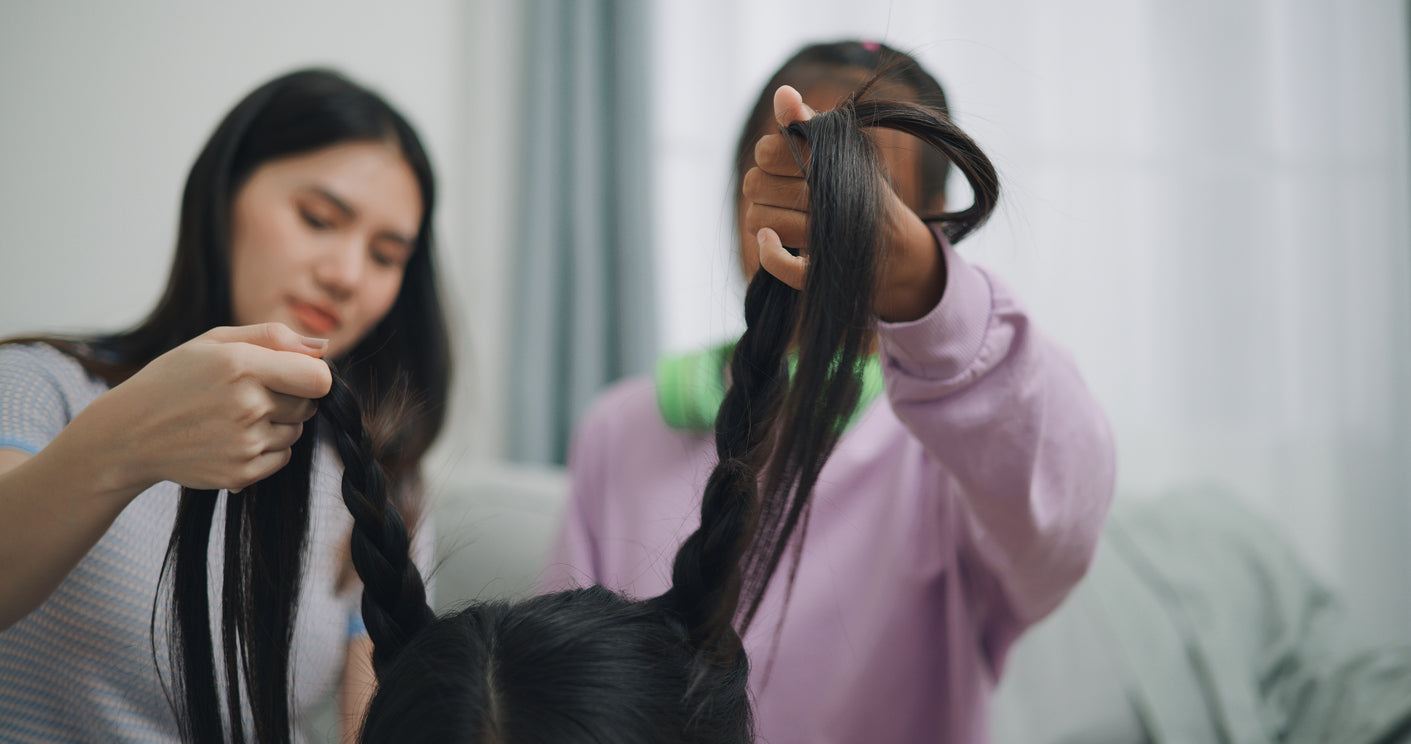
[
  {"x1": 371, "y1": 242, "x2": 411, "y2": 268},
  {"x1": 300, "y1": 209, "x2": 333, "y2": 230}
]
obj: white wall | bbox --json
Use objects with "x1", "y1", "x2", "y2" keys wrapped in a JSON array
[{"x1": 0, "y1": 0, "x2": 521, "y2": 471}]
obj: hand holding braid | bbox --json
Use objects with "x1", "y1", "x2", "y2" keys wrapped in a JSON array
[
  {"x1": 320, "y1": 372, "x2": 434, "y2": 674},
  {"x1": 662, "y1": 81, "x2": 999, "y2": 670},
  {"x1": 659, "y1": 93, "x2": 883, "y2": 660}
]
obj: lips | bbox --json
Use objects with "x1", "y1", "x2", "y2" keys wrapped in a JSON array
[{"x1": 289, "y1": 300, "x2": 340, "y2": 335}]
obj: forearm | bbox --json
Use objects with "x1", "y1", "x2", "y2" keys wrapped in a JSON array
[
  {"x1": 896, "y1": 341, "x2": 1113, "y2": 619},
  {"x1": 879, "y1": 244, "x2": 1115, "y2": 621},
  {"x1": 0, "y1": 418, "x2": 148, "y2": 630},
  {"x1": 340, "y1": 635, "x2": 376, "y2": 743}
]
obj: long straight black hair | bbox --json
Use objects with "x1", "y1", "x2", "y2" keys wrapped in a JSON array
[
  {"x1": 172, "y1": 74, "x2": 996, "y2": 743},
  {"x1": 130, "y1": 68, "x2": 450, "y2": 743}
]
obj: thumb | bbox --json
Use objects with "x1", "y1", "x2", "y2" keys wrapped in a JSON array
[
  {"x1": 757, "y1": 228, "x2": 807, "y2": 290},
  {"x1": 203, "y1": 323, "x2": 329, "y2": 358},
  {"x1": 773, "y1": 85, "x2": 816, "y2": 128}
]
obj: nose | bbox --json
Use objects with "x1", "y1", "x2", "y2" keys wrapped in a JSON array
[{"x1": 313, "y1": 240, "x2": 365, "y2": 300}]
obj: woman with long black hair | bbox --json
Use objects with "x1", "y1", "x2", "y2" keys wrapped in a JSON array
[{"x1": 0, "y1": 68, "x2": 450, "y2": 742}]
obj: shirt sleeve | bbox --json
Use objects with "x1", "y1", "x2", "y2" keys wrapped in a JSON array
[
  {"x1": 876, "y1": 229, "x2": 1116, "y2": 659},
  {"x1": 347, "y1": 605, "x2": 368, "y2": 638},
  {"x1": 0, "y1": 344, "x2": 80, "y2": 456}
]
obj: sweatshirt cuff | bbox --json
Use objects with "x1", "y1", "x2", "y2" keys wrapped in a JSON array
[{"x1": 876, "y1": 228, "x2": 993, "y2": 381}]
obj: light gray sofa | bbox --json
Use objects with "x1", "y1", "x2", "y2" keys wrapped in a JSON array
[{"x1": 307, "y1": 470, "x2": 1411, "y2": 744}]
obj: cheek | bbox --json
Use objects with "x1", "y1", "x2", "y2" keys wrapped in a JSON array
[
  {"x1": 877, "y1": 132, "x2": 927, "y2": 212},
  {"x1": 229, "y1": 238, "x2": 282, "y2": 325},
  {"x1": 358, "y1": 272, "x2": 406, "y2": 328},
  {"x1": 229, "y1": 201, "x2": 301, "y2": 324}
]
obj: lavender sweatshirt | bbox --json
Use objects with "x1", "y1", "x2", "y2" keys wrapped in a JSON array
[{"x1": 543, "y1": 237, "x2": 1116, "y2": 743}]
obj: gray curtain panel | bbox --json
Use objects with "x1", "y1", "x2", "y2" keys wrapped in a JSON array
[{"x1": 508, "y1": 0, "x2": 656, "y2": 465}]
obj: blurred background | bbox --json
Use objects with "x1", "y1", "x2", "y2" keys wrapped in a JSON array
[{"x1": 1, "y1": 0, "x2": 1408, "y2": 688}]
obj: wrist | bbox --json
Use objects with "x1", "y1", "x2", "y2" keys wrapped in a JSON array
[
  {"x1": 877, "y1": 212, "x2": 947, "y2": 323},
  {"x1": 54, "y1": 395, "x2": 158, "y2": 504}
]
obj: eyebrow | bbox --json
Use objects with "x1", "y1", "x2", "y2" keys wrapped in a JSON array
[{"x1": 308, "y1": 186, "x2": 416, "y2": 248}]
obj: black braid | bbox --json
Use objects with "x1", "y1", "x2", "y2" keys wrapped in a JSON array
[
  {"x1": 659, "y1": 269, "x2": 796, "y2": 652},
  {"x1": 320, "y1": 372, "x2": 435, "y2": 674}
]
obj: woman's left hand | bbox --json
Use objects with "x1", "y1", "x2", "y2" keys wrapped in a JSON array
[{"x1": 742, "y1": 85, "x2": 946, "y2": 323}]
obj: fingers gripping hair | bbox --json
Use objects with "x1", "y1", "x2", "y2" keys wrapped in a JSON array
[{"x1": 738, "y1": 101, "x2": 883, "y2": 635}]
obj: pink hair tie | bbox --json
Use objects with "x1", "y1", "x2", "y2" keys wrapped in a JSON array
[{"x1": 861, "y1": 41, "x2": 881, "y2": 52}]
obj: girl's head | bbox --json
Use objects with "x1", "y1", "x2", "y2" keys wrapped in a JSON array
[
  {"x1": 733, "y1": 40, "x2": 952, "y2": 277},
  {"x1": 359, "y1": 588, "x2": 751, "y2": 744}
]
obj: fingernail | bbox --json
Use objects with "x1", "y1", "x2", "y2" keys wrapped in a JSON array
[
  {"x1": 301, "y1": 336, "x2": 328, "y2": 350},
  {"x1": 757, "y1": 230, "x2": 767, "y2": 246}
]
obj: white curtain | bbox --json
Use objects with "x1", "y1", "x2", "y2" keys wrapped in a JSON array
[
  {"x1": 508, "y1": 0, "x2": 657, "y2": 465},
  {"x1": 650, "y1": 0, "x2": 1411, "y2": 644}
]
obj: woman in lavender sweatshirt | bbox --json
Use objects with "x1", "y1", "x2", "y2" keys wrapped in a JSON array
[{"x1": 543, "y1": 41, "x2": 1116, "y2": 744}]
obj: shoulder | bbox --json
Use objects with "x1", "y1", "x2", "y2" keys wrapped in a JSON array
[
  {"x1": 0, "y1": 343, "x2": 108, "y2": 446},
  {"x1": 0, "y1": 342, "x2": 92, "y2": 385}
]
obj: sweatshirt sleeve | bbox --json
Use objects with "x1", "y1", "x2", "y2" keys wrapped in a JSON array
[{"x1": 877, "y1": 229, "x2": 1116, "y2": 645}]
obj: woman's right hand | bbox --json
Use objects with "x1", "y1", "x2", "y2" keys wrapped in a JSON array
[
  {"x1": 81, "y1": 322, "x2": 333, "y2": 494},
  {"x1": 0, "y1": 323, "x2": 332, "y2": 628}
]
